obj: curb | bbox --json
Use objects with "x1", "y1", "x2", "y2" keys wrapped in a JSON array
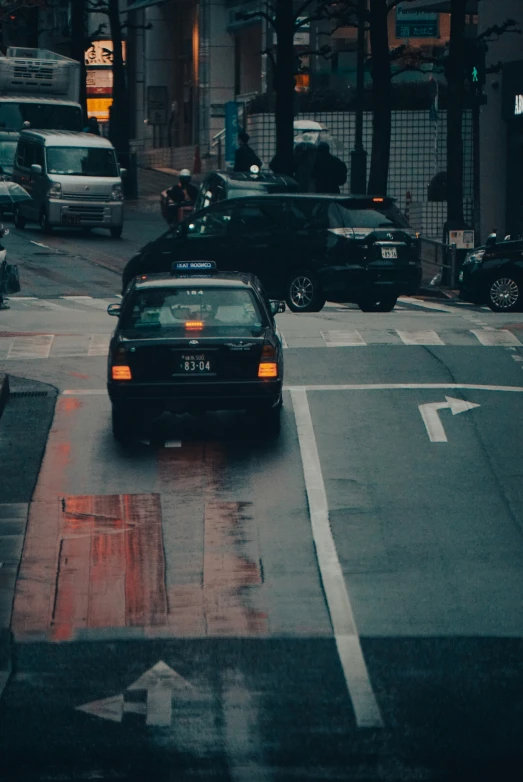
[
  {"x1": 0, "y1": 629, "x2": 12, "y2": 700},
  {"x1": 0, "y1": 373, "x2": 9, "y2": 423}
]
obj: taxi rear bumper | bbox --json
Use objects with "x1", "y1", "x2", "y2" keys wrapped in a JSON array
[{"x1": 107, "y1": 378, "x2": 283, "y2": 413}]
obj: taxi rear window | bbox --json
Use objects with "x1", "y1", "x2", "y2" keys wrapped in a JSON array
[{"x1": 121, "y1": 287, "x2": 265, "y2": 334}]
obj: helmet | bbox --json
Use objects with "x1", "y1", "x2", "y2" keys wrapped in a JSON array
[{"x1": 180, "y1": 169, "x2": 191, "y2": 179}]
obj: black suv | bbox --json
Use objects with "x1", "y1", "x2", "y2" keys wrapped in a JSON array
[
  {"x1": 123, "y1": 194, "x2": 421, "y2": 312},
  {"x1": 193, "y1": 169, "x2": 298, "y2": 211},
  {"x1": 459, "y1": 237, "x2": 523, "y2": 312}
]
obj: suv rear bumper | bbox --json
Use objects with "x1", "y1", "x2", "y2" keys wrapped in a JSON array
[{"x1": 108, "y1": 378, "x2": 283, "y2": 413}]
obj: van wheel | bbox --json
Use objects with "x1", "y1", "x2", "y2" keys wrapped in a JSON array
[
  {"x1": 358, "y1": 295, "x2": 398, "y2": 312},
  {"x1": 13, "y1": 207, "x2": 25, "y2": 230},
  {"x1": 286, "y1": 269, "x2": 325, "y2": 313},
  {"x1": 39, "y1": 209, "x2": 53, "y2": 234},
  {"x1": 110, "y1": 226, "x2": 123, "y2": 239}
]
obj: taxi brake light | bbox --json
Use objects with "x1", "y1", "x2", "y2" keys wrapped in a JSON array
[
  {"x1": 112, "y1": 365, "x2": 132, "y2": 381},
  {"x1": 185, "y1": 320, "x2": 204, "y2": 330},
  {"x1": 372, "y1": 197, "x2": 385, "y2": 202},
  {"x1": 258, "y1": 362, "x2": 278, "y2": 378},
  {"x1": 261, "y1": 345, "x2": 276, "y2": 359}
]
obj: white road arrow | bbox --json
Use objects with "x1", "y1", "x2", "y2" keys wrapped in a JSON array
[
  {"x1": 419, "y1": 396, "x2": 480, "y2": 442},
  {"x1": 76, "y1": 660, "x2": 192, "y2": 726}
]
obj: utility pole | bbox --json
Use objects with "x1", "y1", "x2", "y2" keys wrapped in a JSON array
[{"x1": 350, "y1": 0, "x2": 367, "y2": 194}]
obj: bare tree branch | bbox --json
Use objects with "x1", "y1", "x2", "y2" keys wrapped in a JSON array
[{"x1": 478, "y1": 19, "x2": 521, "y2": 42}]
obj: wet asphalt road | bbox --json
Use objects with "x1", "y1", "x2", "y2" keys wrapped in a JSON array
[{"x1": 1, "y1": 209, "x2": 523, "y2": 780}]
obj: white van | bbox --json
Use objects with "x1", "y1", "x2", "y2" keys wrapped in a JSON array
[{"x1": 12, "y1": 130, "x2": 124, "y2": 237}]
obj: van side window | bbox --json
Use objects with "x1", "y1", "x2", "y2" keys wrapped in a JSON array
[
  {"x1": 34, "y1": 145, "x2": 45, "y2": 168},
  {"x1": 16, "y1": 140, "x2": 28, "y2": 168}
]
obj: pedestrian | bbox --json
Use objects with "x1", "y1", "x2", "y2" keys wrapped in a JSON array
[
  {"x1": 311, "y1": 141, "x2": 347, "y2": 194},
  {"x1": 83, "y1": 116, "x2": 101, "y2": 135},
  {"x1": 292, "y1": 142, "x2": 317, "y2": 192},
  {"x1": 233, "y1": 131, "x2": 262, "y2": 173},
  {"x1": 0, "y1": 223, "x2": 9, "y2": 310},
  {"x1": 167, "y1": 169, "x2": 199, "y2": 206}
]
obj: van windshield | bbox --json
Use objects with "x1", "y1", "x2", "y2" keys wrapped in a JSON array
[{"x1": 46, "y1": 147, "x2": 118, "y2": 177}]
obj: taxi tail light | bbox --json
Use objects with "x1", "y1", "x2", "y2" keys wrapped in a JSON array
[
  {"x1": 112, "y1": 365, "x2": 132, "y2": 381},
  {"x1": 258, "y1": 362, "x2": 278, "y2": 378},
  {"x1": 258, "y1": 343, "x2": 278, "y2": 378}
]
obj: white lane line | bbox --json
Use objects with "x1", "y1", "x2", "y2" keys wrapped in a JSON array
[
  {"x1": 7, "y1": 335, "x2": 54, "y2": 359},
  {"x1": 30, "y1": 241, "x2": 52, "y2": 249},
  {"x1": 62, "y1": 383, "x2": 523, "y2": 396},
  {"x1": 88, "y1": 334, "x2": 111, "y2": 356},
  {"x1": 164, "y1": 440, "x2": 182, "y2": 448},
  {"x1": 62, "y1": 296, "x2": 115, "y2": 311},
  {"x1": 471, "y1": 329, "x2": 522, "y2": 347},
  {"x1": 396, "y1": 330, "x2": 445, "y2": 346},
  {"x1": 291, "y1": 388, "x2": 383, "y2": 728},
  {"x1": 321, "y1": 330, "x2": 366, "y2": 347}
]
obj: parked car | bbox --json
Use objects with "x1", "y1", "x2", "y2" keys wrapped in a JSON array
[
  {"x1": 193, "y1": 169, "x2": 298, "y2": 211},
  {"x1": 459, "y1": 236, "x2": 523, "y2": 312},
  {"x1": 122, "y1": 194, "x2": 421, "y2": 312},
  {"x1": 12, "y1": 130, "x2": 125, "y2": 237}
]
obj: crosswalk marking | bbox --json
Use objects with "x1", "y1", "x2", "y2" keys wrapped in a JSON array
[
  {"x1": 88, "y1": 334, "x2": 111, "y2": 356},
  {"x1": 396, "y1": 330, "x2": 445, "y2": 346},
  {"x1": 470, "y1": 329, "x2": 522, "y2": 347},
  {"x1": 321, "y1": 330, "x2": 366, "y2": 347},
  {"x1": 1, "y1": 328, "x2": 522, "y2": 359},
  {"x1": 61, "y1": 296, "x2": 115, "y2": 311},
  {"x1": 7, "y1": 334, "x2": 54, "y2": 359}
]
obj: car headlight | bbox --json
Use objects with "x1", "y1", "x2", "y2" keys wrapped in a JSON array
[
  {"x1": 464, "y1": 249, "x2": 485, "y2": 265},
  {"x1": 48, "y1": 182, "x2": 61, "y2": 198},
  {"x1": 111, "y1": 184, "x2": 123, "y2": 201}
]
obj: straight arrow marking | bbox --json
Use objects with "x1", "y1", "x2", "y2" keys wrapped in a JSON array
[{"x1": 419, "y1": 397, "x2": 481, "y2": 442}]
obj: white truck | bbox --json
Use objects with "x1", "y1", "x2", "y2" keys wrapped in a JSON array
[{"x1": 0, "y1": 47, "x2": 82, "y2": 133}]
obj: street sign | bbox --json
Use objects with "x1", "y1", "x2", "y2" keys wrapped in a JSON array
[
  {"x1": 76, "y1": 661, "x2": 192, "y2": 726},
  {"x1": 84, "y1": 40, "x2": 127, "y2": 67},
  {"x1": 147, "y1": 86, "x2": 168, "y2": 126},
  {"x1": 224, "y1": 101, "x2": 239, "y2": 166},
  {"x1": 396, "y1": 2, "x2": 438, "y2": 38},
  {"x1": 419, "y1": 397, "x2": 480, "y2": 442},
  {"x1": 448, "y1": 229, "x2": 475, "y2": 249}
]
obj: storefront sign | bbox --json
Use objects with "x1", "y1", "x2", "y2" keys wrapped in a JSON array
[
  {"x1": 396, "y1": 2, "x2": 438, "y2": 38},
  {"x1": 448, "y1": 229, "x2": 475, "y2": 249},
  {"x1": 86, "y1": 69, "x2": 113, "y2": 97},
  {"x1": 85, "y1": 40, "x2": 126, "y2": 67},
  {"x1": 86, "y1": 97, "x2": 112, "y2": 122}
]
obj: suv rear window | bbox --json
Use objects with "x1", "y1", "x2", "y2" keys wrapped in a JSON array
[{"x1": 328, "y1": 203, "x2": 410, "y2": 229}]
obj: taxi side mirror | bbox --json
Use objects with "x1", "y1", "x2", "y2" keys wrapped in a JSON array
[
  {"x1": 107, "y1": 303, "x2": 121, "y2": 317},
  {"x1": 270, "y1": 300, "x2": 286, "y2": 315}
]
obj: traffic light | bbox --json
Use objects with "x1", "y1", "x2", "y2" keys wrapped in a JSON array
[{"x1": 464, "y1": 39, "x2": 486, "y2": 96}]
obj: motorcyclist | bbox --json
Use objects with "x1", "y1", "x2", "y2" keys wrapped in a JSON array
[{"x1": 167, "y1": 169, "x2": 198, "y2": 207}]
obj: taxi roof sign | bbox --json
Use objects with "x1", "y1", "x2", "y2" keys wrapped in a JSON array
[{"x1": 171, "y1": 261, "x2": 217, "y2": 274}]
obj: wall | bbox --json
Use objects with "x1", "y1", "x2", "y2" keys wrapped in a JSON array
[{"x1": 247, "y1": 109, "x2": 474, "y2": 239}]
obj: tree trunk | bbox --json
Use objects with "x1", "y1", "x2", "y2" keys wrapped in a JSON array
[
  {"x1": 108, "y1": 0, "x2": 129, "y2": 156},
  {"x1": 367, "y1": 0, "x2": 391, "y2": 196},
  {"x1": 70, "y1": 0, "x2": 87, "y2": 123},
  {"x1": 446, "y1": 0, "x2": 466, "y2": 228},
  {"x1": 272, "y1": 0, "x2": 295, "y2": 176}
]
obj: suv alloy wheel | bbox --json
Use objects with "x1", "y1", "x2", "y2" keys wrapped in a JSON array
[
  {"x1": 286, "y1": 269, "x2": 326, "y2": 313},
  {"x1": 487, "y1": 274, "x2": 522, "y2": 312}
]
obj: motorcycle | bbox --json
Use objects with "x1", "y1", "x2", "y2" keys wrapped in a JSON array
[{"x1": 160, "y1": 190, "x2": 194, "y2": 227}]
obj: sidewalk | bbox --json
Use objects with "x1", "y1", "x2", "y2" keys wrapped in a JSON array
[{"x1": 0, "y1": 376, "x2": 58, "y2": 698}]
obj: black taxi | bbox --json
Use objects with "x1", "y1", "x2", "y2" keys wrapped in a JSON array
[{"x1": 107, "y1": 262, "x2": 285, "y2": 441}]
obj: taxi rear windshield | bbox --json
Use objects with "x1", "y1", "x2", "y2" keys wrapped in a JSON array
[{"x1": 121, "y1": 287, "x2": 265, "y2": 334}]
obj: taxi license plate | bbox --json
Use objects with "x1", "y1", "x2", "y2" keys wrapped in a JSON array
[
  {"x1": 381, "y1": 247, "x2": 398, "y2": 259},
  {"x1": 62, "y1": 214, "x2": 80, "y2": 225},
  {"x1": 179, "y1": 353, "x2": 212, "y2": 373}
]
